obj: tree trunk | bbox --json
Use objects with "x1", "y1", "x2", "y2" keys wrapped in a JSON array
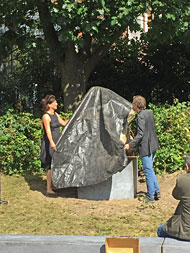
[
  {"x1": 60, "y1": 68, "x2": 87, "y2": 112},
  {"x1": 59, "y1": 54, "x2": 89, "y2": 112}
]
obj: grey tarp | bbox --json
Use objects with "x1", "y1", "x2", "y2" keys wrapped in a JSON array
[{"x1": 51, "y1": 86, "x2": 132, "y2": 188}]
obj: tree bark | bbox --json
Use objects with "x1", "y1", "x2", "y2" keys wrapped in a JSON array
[{"x1": 60, "y1": 63, "x2": 87, "y2": 112}]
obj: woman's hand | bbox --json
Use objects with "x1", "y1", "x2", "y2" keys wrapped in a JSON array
[
  {"x1": 64, "y1": 119, "x2": 69, "y2": 125},
  {"x1": 51, "y1": 143, "x2": 57, "y2": 151}
]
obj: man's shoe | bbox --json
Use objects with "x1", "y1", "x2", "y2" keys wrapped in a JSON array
[
  {"x1": 154, "y1": 191, "x2": 161, "y2": 200},
  {"x1": 138, "y1": 195, "x2": 155, "y2": 203}
]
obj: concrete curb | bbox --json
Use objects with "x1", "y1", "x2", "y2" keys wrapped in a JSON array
[{"x1": 0, "y1": 234, "x2": 189, "y2": 253}]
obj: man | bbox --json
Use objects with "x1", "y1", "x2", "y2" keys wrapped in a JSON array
[
  {"x1": 157, "y1": 154, "x2": 190, "y2": 240},
  {"x1": 124, "y1": 95, "x2": 160, "y2": 203}
]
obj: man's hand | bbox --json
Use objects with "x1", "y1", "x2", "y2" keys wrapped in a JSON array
[{"x1": 124, "y1": 144, "x2": 130, "y2": 150}]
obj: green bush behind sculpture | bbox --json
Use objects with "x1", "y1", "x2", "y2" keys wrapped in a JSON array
[
  {"x1": 0, "y1": 101, "x2": 189, "y2": 175},
  {"x1": 150, "y1": 100, "x2": 190, "y2": 173},
  {"x1": 0, "y1": 109, "x2": 42, "y2": 175},
  {"x1": 0, "y1": 109, "x2": 71, "y2": 175}
]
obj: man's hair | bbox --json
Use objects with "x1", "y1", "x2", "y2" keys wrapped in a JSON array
[
  {"x1": 132, "y1": 95, "x2": 146, "y2": 110},
  {"x1": 185, "y1": 154, "x2": 190, "y2": 167}
]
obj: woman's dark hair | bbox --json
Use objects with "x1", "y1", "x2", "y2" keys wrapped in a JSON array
[{"x1": 41, "y1": 95, "x2": 56, "y2": 113}]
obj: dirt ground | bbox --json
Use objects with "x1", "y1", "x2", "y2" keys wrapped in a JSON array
[{"x1": 31, "y1": 169, "x2": 183, "y2": 219}]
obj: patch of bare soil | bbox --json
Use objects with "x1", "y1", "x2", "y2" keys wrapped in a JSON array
[{"x1": 31, "y1": 170, "x2": 183, "y2": 218}]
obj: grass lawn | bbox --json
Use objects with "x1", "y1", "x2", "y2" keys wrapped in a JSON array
[{"x1": 0, "y1": 172, "x2": 179, "y2": 236}]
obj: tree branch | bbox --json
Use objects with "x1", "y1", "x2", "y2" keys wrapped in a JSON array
[
  {"x1": 36, "y1": 0, "x2": 64, "y2": 67},
  {"x1": 85, "y1": 27, "x2": 126, "y2": 76},
  {"x1": 65, "y1": 40, "x2": 77, "y2": 60},
  {"x1": 79, "y1": 34, "x2": 92, "y2": 60}
]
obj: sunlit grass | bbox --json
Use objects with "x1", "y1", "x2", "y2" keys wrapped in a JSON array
[{"x1": 0, "y1": 174, "x2": 174, "y2": 236}]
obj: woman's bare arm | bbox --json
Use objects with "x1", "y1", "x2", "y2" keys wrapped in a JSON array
[{"x1": 56, "y1": 113, "x2": 69, "y2": 127}]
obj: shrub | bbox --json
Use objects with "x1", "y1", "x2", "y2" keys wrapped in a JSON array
[
  {"x1": 0, "y1": 109, "x2": 72, "y2": 175},
  {"x1": 150, "y1": 100, "x2": 190, "y2": 173},
  {"x1": 0, "y1": 101, "x2": 189, "y2": 175},
  {"x1": 0, "y1": 109, "x2": 42, "y2": 174}
]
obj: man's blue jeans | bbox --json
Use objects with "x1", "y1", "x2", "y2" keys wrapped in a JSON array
[{"x1": 142, "y1": 152, "x2": 160, "y2": 198}]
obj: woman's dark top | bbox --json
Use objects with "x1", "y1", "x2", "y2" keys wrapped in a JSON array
[{"x1": 40, "y1": 113, "x2": 61, "y2": 169}]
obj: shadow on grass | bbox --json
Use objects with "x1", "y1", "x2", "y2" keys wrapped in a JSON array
[
  {"x1": 53, "y1": 187, "x2": 78, "y2": 198},
  {"x1": 24, "y1": 174, "x2": 78, "y2": 198}
]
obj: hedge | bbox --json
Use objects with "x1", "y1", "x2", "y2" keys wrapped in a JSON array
[
  {"x1": 150, "y1": 100, "x2": 190, "y2": 173},
  {"x1": 0, "y1": 101, "x2": 189, "y2": 175},
  {"x1": 0, "y1": 109, "x2": 42, "y2": 174}
]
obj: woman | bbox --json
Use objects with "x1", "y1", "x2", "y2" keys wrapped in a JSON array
[{"x1": 40, "y1": 95, "x2": 68, "y2": 197}]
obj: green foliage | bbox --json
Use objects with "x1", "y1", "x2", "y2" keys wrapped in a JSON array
[
  {"x1": 47, "y1": 0, "x2": 147, "y2": 47},
  {"x1": 0, "y1": 38, "x2": 62, "y2": 115},
  {"x1": 89, "y1": 27, "x2": 190, "y2": 105},
  {"x1": 0, "y1": 0, "x2": 148, "y2": 111},
  {"x1": 149, "y1": 100, "x2": 190, "y2": 173},
  {"x1": 1, "y1": 0, "x2": 189, "y2": 111},
  {"x1": 143, "y1": 40, "x2": 190, "y2": 104},
  {"x1": 0, "y1": 0, "x2": 147, "y2": 57},
  {"x1": 1, "y1": 102, "x2": 189, "y2": 175},
  {"x1": 0, "y1": 109, "x2": 42, "y2": 175},
  {"x1": 0, "y1": 109, "x2": 72, "y2": 175},
  {"x1": 60, "y1": 110, "x2": 73, "y2": 120},
  {"x1": 146, "y1": 0, "x2": 190, "y2": 46},
  {"x1": 139, "y1": 0, "x2": 190, "y2": 104},
  {"x1": 89, "y1": 38, "x2": 154, "y2": 102}
]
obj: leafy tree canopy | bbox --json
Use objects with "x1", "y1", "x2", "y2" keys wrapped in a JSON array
[{"x1": 0, "y1": 0, "x2": 189, "y2": 110}]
